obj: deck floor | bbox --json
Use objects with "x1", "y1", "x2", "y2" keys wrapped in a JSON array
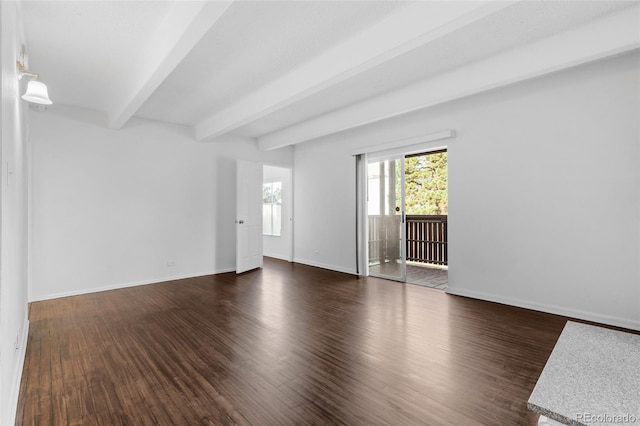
[{"x1": 369, "y1": 262, "x2": 448, "y2": 289}]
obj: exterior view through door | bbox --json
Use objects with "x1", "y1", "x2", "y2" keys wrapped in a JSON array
[{"x1": 367, "y1": 150, "x2": 448, "y2": 289}]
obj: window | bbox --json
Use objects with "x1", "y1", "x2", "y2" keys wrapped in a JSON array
[{"x1": 263, "y1": 181, "x2": 282, "y2": 236}]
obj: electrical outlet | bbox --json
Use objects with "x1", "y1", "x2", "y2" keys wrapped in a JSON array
[
  {"x1": 313, "y1": 250, "x2": 320, "y2": 256},
  {"x1": 166, "y1": 261, "x2": 176, "y2": 267}
]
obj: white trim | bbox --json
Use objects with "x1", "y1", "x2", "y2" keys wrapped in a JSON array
[
  {"x1": 6, "y1": 319, "x2": 29, "y2": 426},
  {"x1": 29, "y1": 268, "x2": 235, "y2": 302},
  {"x1": 538, "y1": 415, "x2": 565, "y2": 426},
  {"x1": 27, "y1": 116, "x2": 33, "y2": 304},
  {"x1": 352, "y1": 130, "x2": 455, "y2": 156},
  {"x1": 264, "y1": 253, "x2": 292, "y2": 262},
  {"x1": 262, "y1": 177, "x2": 282, "y2": 184},
  {"x1": 293, "y1": 258, "x2": 358, "y2": 276},
  {"x1": 445, "y1": 287, "x2": 640, "y2": 332},
  {"x1": 289, "y1": 166, "x2": 295, "y2": 263},
  {"x1": 355, "y1": 153, "x2": 368, "y2": 276}
]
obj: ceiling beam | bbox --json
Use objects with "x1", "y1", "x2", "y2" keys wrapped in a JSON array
[
  {"x1": 258, "y1": 5, "x2": 640, "y2": 151},
  {"x1": 194, "y1": 1, "x2": 515, "y2": 142},
  {"x1": 108, "y1": 1, "x2": 232, "y2": 129}
]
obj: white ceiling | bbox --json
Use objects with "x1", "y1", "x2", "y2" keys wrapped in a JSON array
[
  {"x1": 21, "y1": 0, "x2": 640, "y2": 147},
  {"x1": 233, "y1": 0, "x2": 635, "y2": 138},
  {"x1": 22, "y1": 1, "x2": 174, "y2": 113},
  {"x1": 135, "y1": 1, "x2": 407, "y2": 126}
]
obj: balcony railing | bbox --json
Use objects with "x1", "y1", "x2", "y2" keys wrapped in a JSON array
[
  {"x1": 368, "y1": 215, "x2": 448, "y2": 267},
  {"x1": 406, "y1": 215, "x2": 447, "y2": 266}
]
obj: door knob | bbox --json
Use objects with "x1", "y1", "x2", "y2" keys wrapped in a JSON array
[{"x1": 237, "y1": 220, "x2": 244, "y2": 224}]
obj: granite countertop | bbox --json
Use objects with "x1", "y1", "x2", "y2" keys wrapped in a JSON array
[{"x1": 528, "y1": 321, "x2": 640, "y2": 426}]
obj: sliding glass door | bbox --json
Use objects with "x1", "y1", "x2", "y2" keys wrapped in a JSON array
[{"x1": 367, "y1": 156, "x2": 406, "y2": 281}]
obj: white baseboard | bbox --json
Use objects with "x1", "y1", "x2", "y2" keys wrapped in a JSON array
[
  {"x1": 30, "y1": 259, "x2": 359, "y2": 303},
  {"x1": 5, "y1": 318, "x2": 29, "y2": 426},
  {"x1": 264, "y1": 253, "x2": 293, "y2": 262},
  {"x1": 30, "y1": 268, "x2": 236, "y2": 302},
  {"x1": 538, "y1": 415, "x2": 565, "y2": 426},
  {"x1": 445, "y1": 286, "x2": 640, "y2": 332},
  {"x1": 293, "y1": 258, "x2": 358, "y2": 276}
]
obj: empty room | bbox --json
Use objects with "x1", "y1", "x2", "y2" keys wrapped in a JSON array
[{"x1": 1, "y1": 1, "x2": 639, "y2": 425}]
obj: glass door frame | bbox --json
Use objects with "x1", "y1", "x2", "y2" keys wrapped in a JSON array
[
  {"x1": 366, "y1": 154, "x2": 406, "y2": 282},
  {"x1": 355, "y1": 131, "x2": 454, "y2": 282}
]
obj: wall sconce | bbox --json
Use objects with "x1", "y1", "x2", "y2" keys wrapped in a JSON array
[{"x1": 16, "y1": 57, "x2": 52, "y2": 105}]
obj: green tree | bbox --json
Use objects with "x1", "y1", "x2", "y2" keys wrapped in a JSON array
[{"x1": 402, "y1": 152, "x2": 447, "y2": 215}]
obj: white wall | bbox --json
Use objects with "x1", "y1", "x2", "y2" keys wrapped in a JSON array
[
  {"x1": 263, "y1": 165, "x2": 292, "y2": 261},
  {"x1": 294, "y1": 139, "x2": 357, "y2": 274},
  {"x1": 0, "y1": 2, "x2": 30, "y2": 425},
  {"x1": 294, "y1": 52, "x2": 640, "y2": 330},
  {"x1": 30, "y1": 106, "x2": 292, "y2": 301}
]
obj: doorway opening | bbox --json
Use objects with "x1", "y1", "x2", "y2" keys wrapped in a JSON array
[
  {"x1": 262, "y1": 165, "x2": 293, "y2": 263},
  {"x1": 366, "y1": 150, "x2": 448, "y2": 289},
  {"x1": 234, "y1": 161, "x2": 293, "y2": 274}
]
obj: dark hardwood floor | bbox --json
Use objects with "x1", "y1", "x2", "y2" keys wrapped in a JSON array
[{"x1": 17, "y1": 258, "x2": 567, "y2": 425}]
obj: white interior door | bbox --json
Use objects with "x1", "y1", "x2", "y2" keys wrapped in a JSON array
[{"x1": 236, "y1": 160, "x2": 263, "y2": 274}]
